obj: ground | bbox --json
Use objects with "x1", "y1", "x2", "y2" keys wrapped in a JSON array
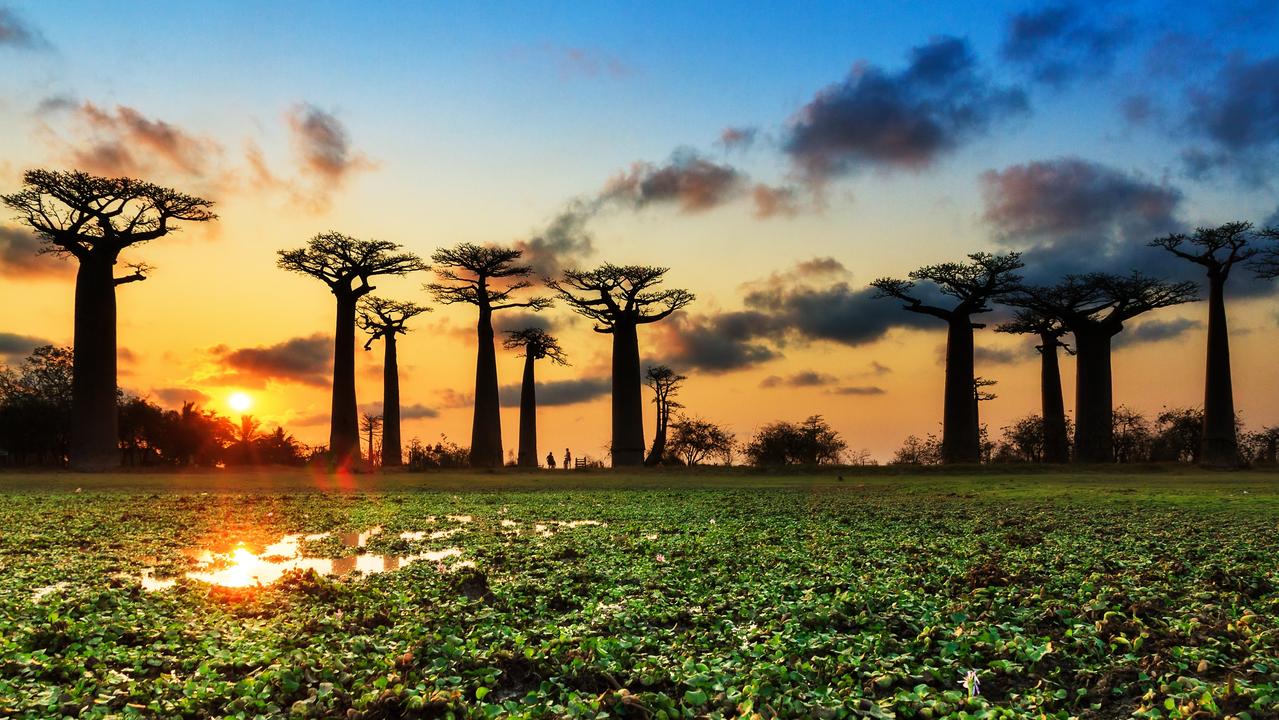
[{"x1": 1, "y1": 469, "x2": 1276, "y2": 719}]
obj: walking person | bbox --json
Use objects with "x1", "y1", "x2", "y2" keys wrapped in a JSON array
[
  {"x1": 564, "y1": 448, "x2": 572, "y2": 470},
  {"x1": 546, "y1": 451, "x2": 556, "y2": 469}
]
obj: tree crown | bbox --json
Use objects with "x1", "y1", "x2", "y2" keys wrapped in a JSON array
[
  {"x1": 1006, "y1": 271, "x2": 1198, "y2": 334},
  {"x1": 871, "y1": 251, "x2": 1024, "y2": 323},
  {"x1": 1150, "y1": 221, "x2": 1258, "y2": 277},
  {"x1": 1, "y1": 169, "x2": 215, "y2": 262},
  {"x1": 424, "y1": 242, "x2": 551, "y2": 311},
  {"x1": 548, "y1": 263, "x2": 695, "y2": 332},
  {"x1": 502, "y1": 328, "x2": 568, "y2": 365},
  {"x1": 357, "y1": 296, "x2": 431, "y2": 349},
  {"x1": 277, "y1": 232, "x2": 426, "y2": 297},
  {"x1": 1251, "y1": 226, "x2": 1279, "y2": 280}
]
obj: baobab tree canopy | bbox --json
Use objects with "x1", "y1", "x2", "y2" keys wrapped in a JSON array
[
  {"x1": 503, "y1": 328, "x2": 568, "y2": 365},
  {"x1": 427, "y1": 242, "x2": 551, "y2": 468},
  {"x1": 278, "y1": 233, "x2": 426, "y2": 468},
  {"x1": 1, "y1": 169, "x2": 216, "y2": 470},
  {"x1": 504, "y1": 328, "x2": 568, "y2": 469},
  {"x1": 549, "y1": 264, "x2": 694, "y2": 466},
  {"x1": 358, "y1": 296, "x2": 430, "y2": 350}
]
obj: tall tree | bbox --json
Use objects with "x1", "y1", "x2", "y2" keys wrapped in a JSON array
[
  {"x1": 358, "y1": 296, "x2": 430, "y2": 467},
  {"x1": 1007, "y1": 273, "x2": 1198, "y2": 463},
  {"x1": 502, "y1": 328, "x2": 568, "y2": 468},
  {"x1": 426, "y1": 243, "x2": 551, "y2": 468},
  {"x1": 643, "y1": 364, "x2": 686, "y2": 465},
  {"x1": 872, "y1": 252, "x2": 1024, "y2": 463},
  {"x1": 548, "y1": 264, "x2": 694, "y2": 466},
  {"x1": 1151, "y1": 222, "x2": 1258, "y2": 467},
  {"x1": 997, "y1": 309, "x2": 1073, "y2": 463},
  {"x1": 1, "y1": 170, "x2": 215, "y2": 470},
  {"x1": 360, "y1": 412, "x2": 383, "y2": 467},
  {"x1": 278, "y1": 232, "x2": 425, "y2": 469},
  {"x1": 1252, "y1": 226, "x2": 1279, "y2": 279}
]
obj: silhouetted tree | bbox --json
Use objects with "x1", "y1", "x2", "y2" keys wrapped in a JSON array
[
  {"x1": 644, "y1": 364, "x2": 686, "y2": 465},
  {"x1": 891, "y1": 433, "x2": 943, "y2": 465},
  {"x1": 426, "y1": 243, "x2": 550, "y2": 468},
  {"x1": 1151, "y1": 222, "x2": 1258, "y2": 467},
  {"x1": 1112, "y1": 405, "x2": 1153, "y2": 464},
  {"x1": 502, "y1": 328, "x2": 567, "y2": 468},
  {"x1": 549, "y1": 264, "x2": 694, "y2": 466},
  {"x1": 358, "y1": 296, "x2": 430, "y2": 467},
  {"x1": 1251, "y1": 226, "x2": 1279, "y2": 279},
  {"x1": 746, "y1": 415, "x2": 846, "y2": 466},
  {"x1": 872, "y1": 252, "x2": 1023, "y2": 463},
  {"x1": 360, "y1": 412, "x2": 383, "y2": 467},
  {"x1": 667, "y1": 416, "x2": 735, "y2": 466},
  {"x1": 278, "y1": 232, "x2": 425, "y2": 469},
  {"x1": 1007, "y1": 273, "x2": 1198, "y2": 462},
  {"x1": 0, "y1": 345, "x2": 74, "y2": 465},
  {"x1": 1, "y1": 170, "x2": 215, "y2": 469},
  {"x1": 997, "y1": 309, "x2": 1072, "y2": 463}
]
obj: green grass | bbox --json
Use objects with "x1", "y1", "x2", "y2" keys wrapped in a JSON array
[{"x1": 1, "y1": 470, "x2": 1276, "y2": 718}]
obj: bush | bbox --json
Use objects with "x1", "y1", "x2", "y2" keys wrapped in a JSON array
[
  {"x1": 407, "y1": 436, "x2": 469, "y2": 470},
  {"x1": 744, "y1": 415, "x2": 846, "y2": 466}
]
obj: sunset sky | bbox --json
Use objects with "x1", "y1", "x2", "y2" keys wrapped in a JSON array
[{"x1": 1, "y1": 1, "x2": 1277, "y2": 462}]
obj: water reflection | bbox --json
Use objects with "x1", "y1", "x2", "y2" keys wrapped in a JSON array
[{"x1": 137, "y1": 528, "x2": 464, "y2": 591}]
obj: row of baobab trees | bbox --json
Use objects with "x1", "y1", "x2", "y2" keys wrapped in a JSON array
[{"x1": 3, "y1": 169, "x2": 1278, "y2": 470}]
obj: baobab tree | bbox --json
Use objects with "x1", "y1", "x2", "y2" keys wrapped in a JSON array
[
  {"x1": 1151, "y1": 222, "x2": 1258, "y2": 467},
  {"x1": 872, "y1": 252, "x2": 1024, "y2": 464},
  {"x1": 548, "y1": 264, "x2": 695, "y2": 466},
  {"x1": 360, "y1": 412, "x2": 383, "y2": 467},
  {"x1": 1007, "y1": 273, "x2": 1198, "y2": 463},
  {"x1": 426, "y1": 243, "x2": 551, "y2": 468},
  {"x1": 1, "y1": 170, "x2": 215, "y2": 470},
  {"x1": 502, "y1": 328, "x2": 568, "y2": 468},
  {"x1": 278, "y1": 232, "x2": 426, "y2": 469},
  {"x1": 1252, "y1": 226, "x2": 1279, "y2": 278},
  {"x1": 358, "y1": 296, "x2": 430, "y2": 467},
  {"x1": 997, "y1": 309, "x2": 1073, "y2": 463},
  {"x1": 644, "y1": 364, "x2": 686, "y2": 465}
]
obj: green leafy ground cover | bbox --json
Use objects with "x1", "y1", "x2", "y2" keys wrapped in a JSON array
[{"x1": 1, "y1": 470, "x2": 1276, "y2": 719}]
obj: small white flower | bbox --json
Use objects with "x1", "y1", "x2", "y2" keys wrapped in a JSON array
[
  {"x1": 655, "y1": 553, "x2": 667, "y2": 563},
  {"x1": 961, "y1": 669, "x2": 981, "y2": 697}
]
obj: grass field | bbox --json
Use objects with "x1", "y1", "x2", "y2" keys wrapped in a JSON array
[{"x1": 2, "y1": 469, "x2": 1276, "y2": 719}]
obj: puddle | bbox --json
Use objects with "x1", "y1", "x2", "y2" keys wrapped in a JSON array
[
  {"x1": 136, "y1": 527, "x2": 467, "y2": 591},
  {"x1": 503, "y1": 519, "x2": 606, "y2": 537}
]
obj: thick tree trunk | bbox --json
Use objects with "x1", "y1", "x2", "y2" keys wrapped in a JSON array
[
  {"x1": 1073, "y1": 329, "x2": 1114, "y2": 463},
  {"x1": 330, "y1": 293, "x2": 361, "y2": 468},
  {"x1": 1039, "y1": 333, "x2": 1069, "y2": 463},
  {"x1": 941, "y1": 317, "x2": 979, "y2": 464},
  {"x1": 517, "y1": 353, "x2": 538, "y2": 468},
  {"x1": 469, "y1": 307, "x2": 504, "y2": 467},
  {"x1": 611, "y1": 321, "x2": 645, "y2": 466},
  {"x1": 70, "y1": 256, "x2": 120, "y2": 471},
  {"x1": 645, "y1": 397, "x2": 667, "y2": 466},
  {"x1": 381, "y1": 335, "x2": 402, "y2": 467},
  {"x1": 1201, "y1": 274, "x2": 1238, "y2": 467}
]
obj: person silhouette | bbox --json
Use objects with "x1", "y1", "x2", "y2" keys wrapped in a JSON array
[
  {"x1": 546, "y1": 451, "x2": 556, "y2": 469},
  {"x1": 564, "y1": 448, "x2": 572, "y2": 469}
]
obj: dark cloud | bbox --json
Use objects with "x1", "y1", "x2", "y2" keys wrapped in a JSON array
[
  {"x1": 1180, "y1": 53, "x2": 1279, "y2": 180},
  {"x1": 1001, "y1": 3, "x2": 1130, "y2": 88},
  {"x1": 493, "y1": 310, "x2": 557, "y2": 335},
  {"x1": 499, "y1": 377, "x2": 610, "y2": 407},
  {"x1": 760, "y1": 371, "x2": 838, "y2": 389},
  {"x1": 783, "y1": 36, "x2": 1027, "y2": 182},
  {"x1": 604, "y1": 149, "x2": 747, "y2": 212},
  {"x1": 868, "y1": 361, "x2": 892, "y2": 375},
  {"x1": 743, "y1": 279, "x2": 934, "y2": 346},
  {"x1": 152, "y1": 387, "x2": 212, "y2": 408},
  {"x1": 1113, "y1": 318, "x2": 1202, "y2": 348},
  {"x1": 516, "y1": 201, "x2": 595, "y2": 278},
  {"x1": 0, "y1": 332, "x2": 55, "y2": 362},
  {"x1": 0, "y1": 225, "x2": 66, "y2": 278},
  {"x1": 717, "y1": 126, "x2": 758, "y2": 151},
  {"x1": 287, "y1": 103, "x2": 374, "y2": 186},
  {"x1": 209, "y1": 334, "x2": 332, "y2": 387},
  {"x1": 361, "y1": 402, "x2": 440, "y2": 419},
  {"x1": 0, "y1": 7, "x2": 47, "y2": 50},
  {"x1": 974, "y1": 345, "x2": 1020, "y2": 365},
  {"x1": 652, "y1": 310, "x2": 782, "y2": 373},
  {"x1": 830, "y1": 385, "x2": 885, "y2": 396},
  {"x1": 436, "y1": 389, "x2": 474, "y2": 409}
]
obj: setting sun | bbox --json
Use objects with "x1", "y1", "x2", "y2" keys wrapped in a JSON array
[{"x1": 227, "y1": 392, "x2": 253, "y2": 413}]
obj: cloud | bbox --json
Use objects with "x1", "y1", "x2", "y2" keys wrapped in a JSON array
[
  {"x1": 509, "y1": 44, "x2": 634, "y2": 80},
  {"x1": 1001, "y1": 3, "x2": 1130, "y2": 88},
  {"x1": 1265, "y1": 205, "x2": 1279, "y2": 228},
  {"x1": 361, "y1": 402, "x2": 440, "y2": 419},
  {"x1": 0, "y1": 225, "x2": 66, "y2": 278},
  {"x1": 493, "y1": 310, "x2": 558, "y2": 335},
  {"x1": 752, "y1": 184, "x2": 802, "y2": 218},
  {"x1": 0, "y1": 332, "x2": 54, "y2": 362},
  {"x1": 830, "y1": 385, "x2": 886, "y2": 396},
  {"x1": 974, "y1": 345, "x2": 1021, "y2": 365},
  {"x1": 652, "y1": 310, "x2": 782, "y2": 373},
  {"x1": 1180, "y1": 53, "x2": 1279, "y2": 180},
  {"x1": 743, "y1": 278, "x2": 934, "y2": 346},
  {"x1": 49, "y1": 101, "x2": 222, "y2": 178},
  {"x1": 151, "y1": 387, "x2": 212, "y2": 408},
  {"x1": 285, "y1": 104, "x2": 375, "y2": 204},
  {"x1": 783, "y1": 36, "x2": 1027, "y2": 183},
  {"x1": 717, "y1": 126, "x2": 758, "y2": 151},
  {"x1": 760, "y1": 371, "x2": 838, "y2": 388},
  {"x1": 499, "y1": 377, "x2": 610, "y2": 407},
  {"x1": 436, "y1": 388, "x2": 474, "y2": 409},
  {"x1": 208, "y1": 334, "x2": 332, "y2": 387},
  {"x1": 604, "y1": 150, "x2": 747, "y2": 212},
  {"x1": 516, "y1": 201, "x2": 596, "y2": 277},
  {"x1": 1113, "y1": 318, "x2": 1202, "y2": 348},
  {"x1": 868, "y1": 361, "x2": 893, "y2": 375},
  {"x1": 0, "y1": 7, "x2": 48, "y2": 50}
]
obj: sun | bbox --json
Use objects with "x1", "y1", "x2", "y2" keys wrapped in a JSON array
[{"x1": 227, "y1": 392, "x2": 253, "y2": 413}]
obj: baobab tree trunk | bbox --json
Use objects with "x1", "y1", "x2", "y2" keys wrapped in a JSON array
[
  {"x1": 381, "y1": 335, "x2": 402, "y2": 467},
  {"x1": 331, "y1": 293, "x2": 361, "y2": 468},
  {"x1": 1073, "y1": 330, "x2": 1114, "y2": 463},
  {"x1": 611, "y1": 321, "x2": 645, "y2": 467},
  {"x1": 1201, "y1": 274, "x2": 1238, "y2": 467},
  {"x1": 517, "y1": 353, "x2": 538, "y2": 468},
  {"x1": 645, "y1": 397, "x2": 667, "y2": 466},
  {"x1": 70, "y1": 255, "x2": 120, "y2": 471},
  {"x1": 470, "y1": 307, "x2": 504, "y2": 467},
  {"x1": 941, "y1": 317, "x2": 979, "y2": 464},
  {"x1": 1039, "y1": 333, "x2": 1069, "y2": 464}
]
